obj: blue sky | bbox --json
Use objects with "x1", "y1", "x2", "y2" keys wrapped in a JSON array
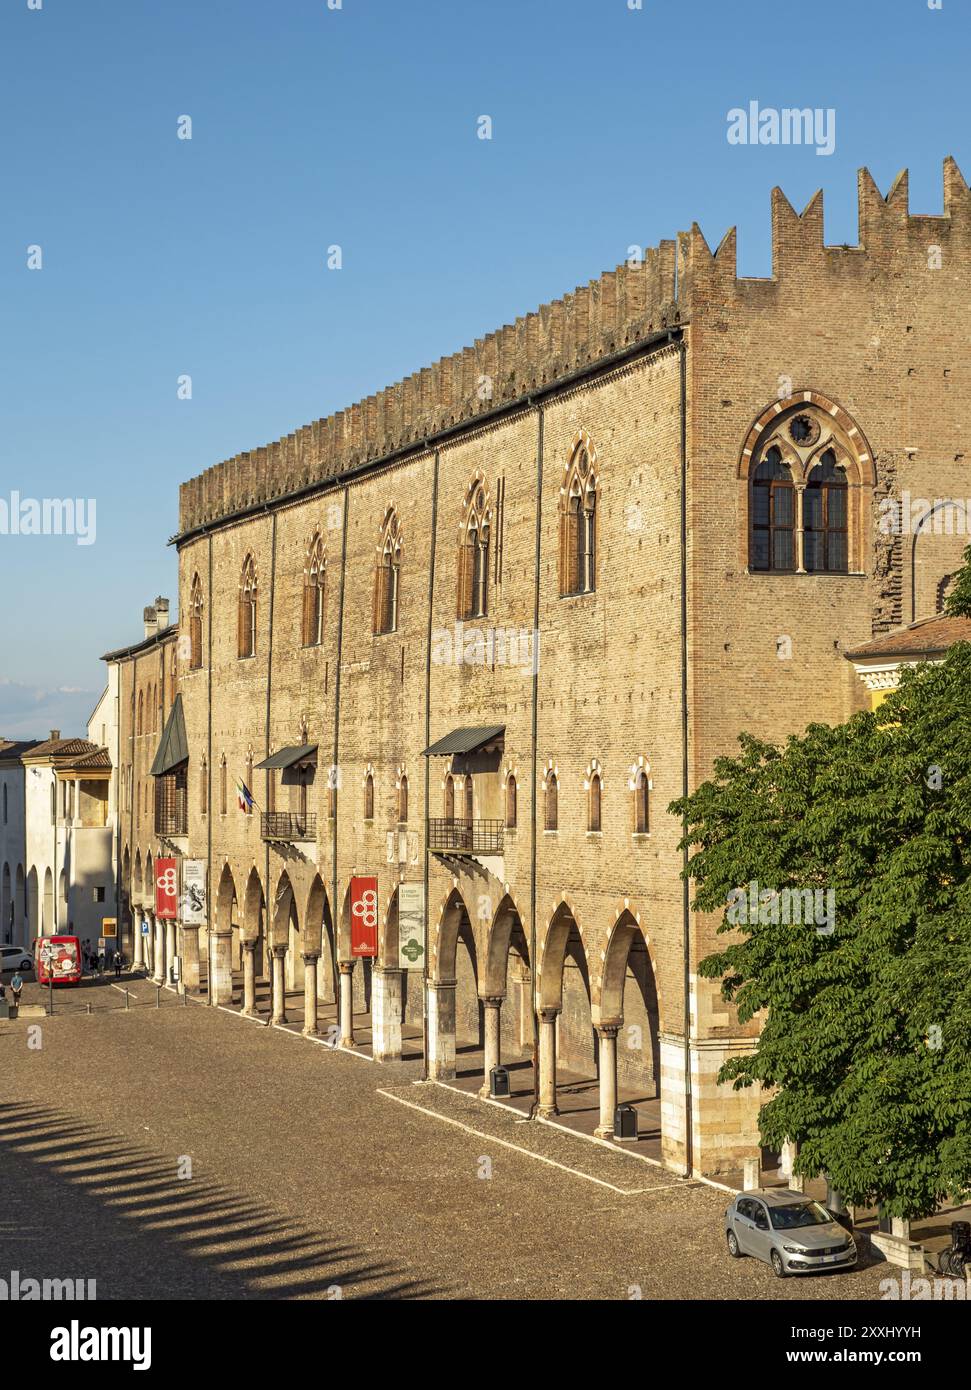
[{"x1": 0, "y1": 0, "x2": 966, "y2": 737}]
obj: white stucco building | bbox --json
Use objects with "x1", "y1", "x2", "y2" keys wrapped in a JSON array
[{"x1": 21, "y1": 731, "x2": 116, "y2": 947}]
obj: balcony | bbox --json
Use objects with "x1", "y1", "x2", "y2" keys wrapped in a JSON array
[
  {"x1": 261, "y1": 811, "x2": 317, "y2": 842},
  {"x1": 428, "y1": 817, "x2": 504, "y2": 856},
  {"x1": 154, "y1": 809, "x2": 188, "y2": 838}
]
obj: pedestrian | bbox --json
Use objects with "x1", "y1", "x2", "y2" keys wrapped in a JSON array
[
  {"x1": 10, "y1": 971, "x2": 23, "y2": 1013},
  {"x1": 97, "y1": 950, "x2": 105, "y2": 975},
  {"x1": 113, "y1": 951, "x2": 122, "y2": 978}
]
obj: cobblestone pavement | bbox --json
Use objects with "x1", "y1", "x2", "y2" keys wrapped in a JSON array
[{"x1": 0, "y1": 974, "x2": 892, "y2": 1301}]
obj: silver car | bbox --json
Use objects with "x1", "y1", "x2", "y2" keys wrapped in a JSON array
[
  {"x1": 725, "y1": 1188, "x2": 858, "y2": 1277},
  {"x1": 0, "y1": 945, "x2": 33, "y2": 975}
]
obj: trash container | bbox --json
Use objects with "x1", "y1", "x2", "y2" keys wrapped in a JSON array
[
  {"x1": 489, "y1": 1066, "x2": 510, "y2": 1098},
  {"x1": 614, "y1": 1103, "x2": 638, "y2": 1139}
]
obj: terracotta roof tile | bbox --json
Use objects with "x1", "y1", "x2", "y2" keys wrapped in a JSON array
[{"x1": 844, "y1": 612, "x2": 971, "y2": 661}]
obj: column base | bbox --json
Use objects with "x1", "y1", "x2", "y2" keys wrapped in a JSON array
[
  {"x1": 537, "y1": 1104, "x2": 559, "y2": 1119},
  {"x1": 241, "y1": 1007, "x2": 258, "y2": 1019},
  {"x1": 594, "y1": 1124, "x2": 615, "y2": 1140},
  {"x1": 302, "y1": 1024, "x2": 318, "y2": 1038}
]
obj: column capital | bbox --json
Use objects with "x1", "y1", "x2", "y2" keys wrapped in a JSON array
[
  {"x1": 338, "y1": 959, "x2": 356, "y2": 976},
  {"x1": 271, "y1": 944, "x2": 287, "y2": 960},
  {"x1": 242, "y1": 940, "x2": 257, "y2": 956},
  {"x1": 301, "y1": 952, "x2": 320, "y2": 966},
  {"x1": 539, "y1": 1007, "x2": 560, "y2": 1024},
  {"x1": 597, "y1": 1022, "x2": 621, "y2": 1039},
  {"x1": 479, "y1": 995, "x2": 505, "y2": 1009}
]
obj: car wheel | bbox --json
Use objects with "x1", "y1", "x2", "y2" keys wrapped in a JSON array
[
  {"x1": 771, "y1": 1249, "x2": 787, "y2": 1278},
  {"x1": 727, "y1": 1229, "x2": 743, "y2": 1259}
]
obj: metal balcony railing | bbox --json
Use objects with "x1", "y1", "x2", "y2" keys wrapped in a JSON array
[
  {"x1": 427, "y1": 818, "x2": 504, "y2": 855},
  {"x1": 261, "y1": 811, "x2": 317, "y2": 842}
]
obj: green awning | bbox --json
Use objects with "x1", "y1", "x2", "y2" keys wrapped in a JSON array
[
  {"x1": 254, "y1": 744, "x2": 318, "y2": 771},
  {"x1": 150, "y1": 694, "x2": 188, "y2": 776},
  {"x1": 423, "y1": 725, "x2": 505, "y2": 756}
]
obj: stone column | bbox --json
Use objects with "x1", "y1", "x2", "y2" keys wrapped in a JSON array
[
  {"x1": 271, "y1": 945, "x2": 288, "y2": 1024},
  {"x1": 133, "y1": 914, "x2": 144, "y2": 969},
  {"x1": 165, "y1": 919, "x2": 177, "y2": 984},
  {"x1": 479, "y1": 996, "x2": 503, "y2": 1098},
  {"x1": 795, "y1": 485, "x2": 807, "y2": 574},
  {"x1": 180, "y1": 925, "x2": 200, "y2": 992},
  {"x1": 241, "y1": 941, "x2": 257, "y2": 1017},
  {"x1": 372, "y1": 966, "x2": 402, "y2": 1062},
  {"x1": 338, "y1": 961, "x2": 355, "y2": 1046},
  {"x1": 153, "y1": 918, "x2": 165, "y2": 984},
  {"x1": 595, "y1": 1024, "x2": 620, "y2": 1139},
  {"x1": 426, "y1": 979, "x2": 456, "y2": 1080},
  {"x1": 538, "y1": 1008, "x2": 559, "y2": 1117},
  {"x1": 210, "y1": 930, "x2": 234, "y2": 1006},
  {"x1": 302, "y1": 953, "x2": 319, "y2": 1036}
]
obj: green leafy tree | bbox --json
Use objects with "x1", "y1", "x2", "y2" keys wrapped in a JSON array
[
  {"x1": 672, "y1": 645, "x2": 971, "y2": 1218},
  {"x1": 945, "y1": 542, "x2": 971, "y2": 618}
]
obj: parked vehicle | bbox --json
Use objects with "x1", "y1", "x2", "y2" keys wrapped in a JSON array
[
  {"x1": 939, "y1": 1221, "x2": 970, "y2": 1277},
  {"x1": 32, "y1": 935, "x2": 82, "y2": 986},
  {"x1": 0, "y1": 945, "x2": 34, "y2": 974},
  {"x1": 725, "y1": 1189, "x2": 858, "y2": 1277}
]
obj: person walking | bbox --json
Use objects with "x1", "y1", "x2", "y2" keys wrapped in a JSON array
[
  {"x1": 10, "y1": 971, "x2": 24, "y2": 1014},
  {"x1": 113, "y1": 951, "x2": 123, "y2": 978}
]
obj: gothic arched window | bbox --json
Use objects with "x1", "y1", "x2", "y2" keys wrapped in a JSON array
[
  {"x1": 190, "y1": 574, "x2": 204, "y2": 669},
  {"x1": 545, "y1": 773, "x2": 558, "y2": 832},
  {"x1": 751, "y1": 448, "x2": 795, "y2": 572},
  {"x1": 302, "y1": 534, "x2": 326, "y2": 646},
  {"x1": 457, "y1": 481, "x2": 491, "y2": 620},
  {"x1": 373, "y1": 510, "x2": 401, "y2": 634},
  {"x1": 560, "y1": 442, "x2": 597, "y2": 596},
  {"x1": 238, "y1": 555, "x2": 257, "y2": 658},
  {"x1": 804, "y1": 451, "x2": 848, "y2": 573}
]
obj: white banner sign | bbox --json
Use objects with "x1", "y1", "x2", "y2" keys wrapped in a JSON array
[
  {"x1": 398, "y1": 882, "x2": 425, "y2": 971},
  {"x1": 181, "y1": 860, "x2": 208, "y2": 925}
]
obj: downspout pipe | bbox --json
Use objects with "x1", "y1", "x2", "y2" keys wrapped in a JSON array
[
  {"x1": 264, "y1": 510, "x2": 278, "y2": 1015},
  {"x1": 529, "y1": 399, "x2": 543, "y2": 1115},
  {"x1": 332, "y1": 488, "x2": 350, "y2": 1033},
  {"x1": 422, "y1": 444, "x2": 441, "y2": 1083},
  {"x1": 679, "y1": 338, "x2": 694, "y2": 1179}
]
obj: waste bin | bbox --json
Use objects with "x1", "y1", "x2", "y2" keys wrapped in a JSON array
[
  {"x1": 489, "y1": 1066, "x2": 510, "y2": 1098},
  {"x1": 614, "y1": 1103, "x2": 638, "y2": 1139}
]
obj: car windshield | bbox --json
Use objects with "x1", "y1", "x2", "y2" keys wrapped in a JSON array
[{"x1": 769, "y1": 1201, "x2": 832, "y2": 1230}]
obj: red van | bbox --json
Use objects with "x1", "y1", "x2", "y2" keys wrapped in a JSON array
[{"x1": 34, "y1": 935, "x2": 82, "y2": 986}]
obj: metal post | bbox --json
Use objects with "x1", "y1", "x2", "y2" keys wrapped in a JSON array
[
  {"x1": 125, "y1": 988, "x2": 130, "y2": 1010},
  {"x1": 155, "y1": 985, "x2": 160, "y2": 1009}
]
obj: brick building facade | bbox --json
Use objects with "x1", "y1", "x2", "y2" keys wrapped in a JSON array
[{"x1": 112, "y1": 161, "x2": 971, "y2": 1176}]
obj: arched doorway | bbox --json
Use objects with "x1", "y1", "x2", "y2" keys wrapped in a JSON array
[
  {"x1": 306, "y1": 875, "x2": 336, "y2": 1008},
  {"x1": 1, "y1": 864, "x2": 11, "y2": 944},
  {"x1": 42, "y1": 868, "x2": 54, "y2": 935},
  {"x1": 26, "y1": 867, "x2": 39, "y2": 939},
  {"x1": 537, "y1": 903, "x2": 595, "y2": 1114}
]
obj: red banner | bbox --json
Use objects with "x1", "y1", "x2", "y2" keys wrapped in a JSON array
[
  {"x1": 350, "y1": 876, "x2": 378, "y2": 957},
  {"x1": 155, "y1": 858, "x2": 179, "y2": 920}
]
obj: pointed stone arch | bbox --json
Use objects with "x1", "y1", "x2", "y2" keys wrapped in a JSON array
[
  {"x1": 537, "y1": 898, "x2": 590, "y2": 1010},
  {"x1": 306, "y1": 873, "x2": 336, "y2": 1006},
  {"x1": 599, "y1": 904, "x2": 663, "y2": 1100},
  {"x1": 273, "y1": 869, "x2": 298, "y2": 948},
  {"x1": 431, "y1": 886, "x2": 474, "y2": 985},
  {"x1": 483, "y1": 891, "x2": 529, "y2": 997},
  {"x1": 216, "y1": 863, "x2": 238, "y2": 931}
]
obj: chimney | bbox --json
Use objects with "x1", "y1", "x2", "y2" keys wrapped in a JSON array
[
  {"x1": 144, "y1": 605, "x2": 158, "y2": 639},
  {"x1": 155, "y1": 596, "x2": 170, "y2": 630},
  {"x1": 50, "y1": 729, "x2": 61, "y2": 742}
]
